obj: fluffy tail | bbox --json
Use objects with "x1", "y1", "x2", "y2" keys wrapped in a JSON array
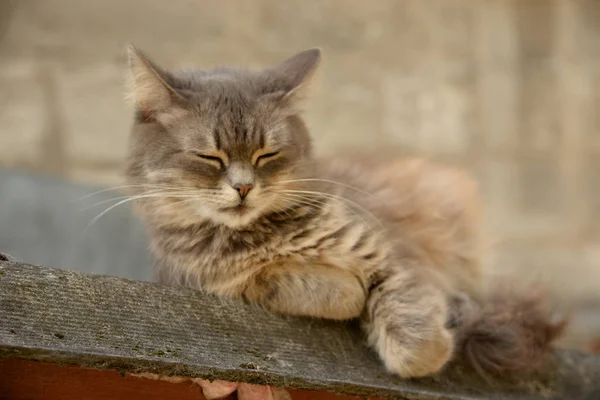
[{"x1": 452, "y1": 289, "x2": 567, "y2": 376}]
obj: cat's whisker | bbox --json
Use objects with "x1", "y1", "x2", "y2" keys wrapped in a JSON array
[
  {"x1": 151, "y1": 198, "x2": 200, "y2": 216},
  {"x1": 78, "y1": 189, "x2": 209, "y2": 211},
  {"x1": 83, "y1": 193, "x2": 210, "y2": 233},
  {"x1": 282, "y1": 189, "x2": 375, "y2": 216},
  {"x1": 280, "y1": 189, "x2": 383, "y2": 228},
  {"x1": 71, "y1": 183, "x2": 197, "y2": 203},
  {"x1": 277, "y1": 193, "x2": 376, "y2": 232},
  {"x1": 275, "y1": 193, "x2": 333, "y2": 211},
  {"x1": 273, "y1": 197, "x2": 329, "y2": 221},
  {"x1": 277, "y1": 178, "x2": 377, "y2": 199},
  {"x1": 278, "y1": 195, "x2": 331, "y2": 210},
  {"x1": 280, "y1": 191, "x2": 380, "y2": 233},
  {"x1": 270, "y1": 199, "x2": 296, "y2": 220},
  {"x1": 279, "y1": 177, "x2": 398, "y2": 210},
  {"x1": 276, "y1": 192, "x2": 329, "y2": 204},
  {"x1": 275, "y1": 196, "x2": 329, "y2": 214}
]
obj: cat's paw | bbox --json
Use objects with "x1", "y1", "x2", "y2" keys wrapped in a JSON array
[{"x1": 379, "y1": 324, "x2": 454, "y2": 378}]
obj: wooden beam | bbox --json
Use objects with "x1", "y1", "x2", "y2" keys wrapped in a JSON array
[
  {"x1": 0, "y1": 359, "x2": 372, "y2": 400},
  {"x1": 1, "y1": 261, "x2": 600, "y2": 399}
]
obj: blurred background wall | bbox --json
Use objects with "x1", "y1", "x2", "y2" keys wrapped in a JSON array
[{"x1": 0, "y1": 0, "x2": 599, "y2": 348}]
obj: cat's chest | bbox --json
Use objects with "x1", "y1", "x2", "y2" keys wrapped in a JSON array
[
  {"x1": 205, "y1": 225, "x2": 319, "y2": 265},
  {"x1": 209, "y1": 217, "x2": 388, "y2": 273}
]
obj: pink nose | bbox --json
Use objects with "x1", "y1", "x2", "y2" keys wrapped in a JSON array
[{"x1": 233, "y1": 183, "x2": 253, "y2": 199}]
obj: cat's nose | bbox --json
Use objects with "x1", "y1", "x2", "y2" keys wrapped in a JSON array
[{"x1": 233, "y1": 183, "x2": 254, "y2": 199}]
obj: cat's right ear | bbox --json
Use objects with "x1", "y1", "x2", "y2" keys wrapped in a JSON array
[{"x1": 126, "y1": 45, "x2": 186, "y2": 121}]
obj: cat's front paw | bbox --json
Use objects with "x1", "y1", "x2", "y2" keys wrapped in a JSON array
[{"x1": 378, "y1": 324, "x2": 454, "y2": 378}]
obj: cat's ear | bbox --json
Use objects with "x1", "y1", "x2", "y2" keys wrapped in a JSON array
[
  {"x1": 264, "y1": 48, "x2": 322, "y2": 106},
  {"x1": 126, "y1": 45, "x2": 186, "y2": 120}
]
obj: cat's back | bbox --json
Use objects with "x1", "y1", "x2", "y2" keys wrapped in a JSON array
[
  {"x1": 319, "y1": 156, "x2": 480, "y2": 215},
  {"x1": 318, "y1": 156, "x2": 484, "y2": 293}
]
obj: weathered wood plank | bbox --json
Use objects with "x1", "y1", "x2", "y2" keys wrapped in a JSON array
[{"x1": 1, "y1": 261, "x2": 599, "y2": 399}]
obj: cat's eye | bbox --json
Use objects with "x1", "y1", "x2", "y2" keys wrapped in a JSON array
[
  {"x1": 255, "y1": 151, "x2": 280, "y2": 166},
  {"x1": 193, "y1": 153, "x2": 225, "y2": 169}
]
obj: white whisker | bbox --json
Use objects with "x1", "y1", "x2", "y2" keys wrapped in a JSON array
[
  {"x1": 83, "y1": 193, "x2": 208, "y2": 233},
  {"x1": 277, "y1": 192, "x2": 376, "y2": 232},
  {"x1": 151, "y1": 198, "x2": 200, "y2": 216},
  {"x1": 71, "y1": 183, "x2": 194, "y2": 203},
  {"x1": 277, "y1": 193, "x2": 329, "y2": 207},
  {"x1": 280, "y1": 189, "x2": 382, "y2": 228},
  {"x1": 79, "y1": 189, "x2": 208, "y2": 211},
  {"x1": 276, "y1": 194, "x2": 331, "y2": 212},
  {"x1": 278, "y1": 178, "x2": 376, "y2": 199}
]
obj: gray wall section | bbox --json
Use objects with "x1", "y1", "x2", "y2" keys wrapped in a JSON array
[{"x1": 0, "y1": 168, "x2": 153, "y2": 281}]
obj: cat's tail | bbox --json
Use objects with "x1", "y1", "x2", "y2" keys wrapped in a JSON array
[{"x1": 454, "y1": 287, "x2": 567, "y2": 376}]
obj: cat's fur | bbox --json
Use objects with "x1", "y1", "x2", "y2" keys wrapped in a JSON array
[{"x1": 124, "y1": 47, "x2": 564, "y2": 378}]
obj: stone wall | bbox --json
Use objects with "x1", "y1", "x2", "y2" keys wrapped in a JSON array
[{"x1": 0, "y1": 1, "x2": 599, "y2": 344}]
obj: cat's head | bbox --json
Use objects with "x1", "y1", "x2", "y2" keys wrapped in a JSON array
[{"x1": 125, "y1": 46, "x2": 321, "y2": 228}]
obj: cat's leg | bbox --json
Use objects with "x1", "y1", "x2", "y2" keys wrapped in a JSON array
[
  {"x1": 363, "y1": 268, "x2": 455, "y2": 378},
  {"x1": 243, "y1": 263, "x2": 367, "y2": 320}
]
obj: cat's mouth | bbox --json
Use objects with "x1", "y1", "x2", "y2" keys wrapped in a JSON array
[{"x1": 221, "y1": 204, "x2": 251, "y2": 215}]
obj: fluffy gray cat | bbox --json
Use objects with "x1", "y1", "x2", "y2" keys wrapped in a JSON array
[{"x1": 124, "y1": 46, "x2": 564, "y2": 399}]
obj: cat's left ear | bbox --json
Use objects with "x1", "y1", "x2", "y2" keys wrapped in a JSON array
[
  {"x1": 126, "y1": 45, "x2": 187, "y2": 121},
  {"x1": 263, "y1": 48, "x2": 322, "y2": 107}
]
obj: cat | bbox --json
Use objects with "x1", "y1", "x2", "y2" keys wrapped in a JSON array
[{"x1": 124, "y1": 46, "x2": 564, "y2": 388}]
